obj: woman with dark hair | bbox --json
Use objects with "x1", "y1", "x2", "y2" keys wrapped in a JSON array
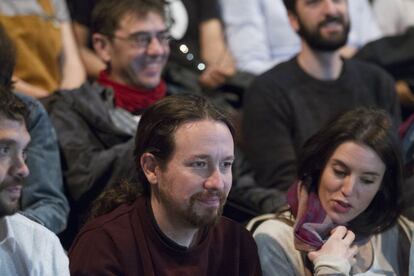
[{"x1": 251, "y1": 107, "x2": 413, "y2": 275}]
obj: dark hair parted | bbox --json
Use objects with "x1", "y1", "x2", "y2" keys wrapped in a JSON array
[
  {"x1": 91, "y1": 0, "x2": 166, "y2": 36},
  {"x1": 0, "y1": 24, "x2": 16, "y2": 90},
  {"x1": 297, "y1": 107, "x2": 403, "y2": 237},
  {"x1": 0, "y1": 86, "x2": 29, "y2": 125},
  {"x1": 135, "y1": 94, "x2": 235, "y2": 196}
]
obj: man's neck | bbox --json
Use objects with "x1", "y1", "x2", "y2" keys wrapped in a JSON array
[
  {"x1": 150, "y1": 196, "x2": 199, "y2": 248},
  {"x1": 297, "y1": 42, "x2": 343, "y2": 80}
]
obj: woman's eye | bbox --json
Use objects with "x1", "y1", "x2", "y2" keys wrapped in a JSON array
[
  {"x1": 333, "y1": 168, "x2": 346, "y2": 178},
  {"x1": 361, "y1": 178, "x2": 375, "y2": 185}
]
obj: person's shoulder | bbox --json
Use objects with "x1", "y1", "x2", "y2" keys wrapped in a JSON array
[
  {"x1": 251, "y1": 212, "x2": 295, "y2": 251},
  {"x1": 46, "y1": 81, "x2": 108, "y2": 112},
  {"x1": 255, "y1": 58, "x2": 300, "y2": 85},
  {"x1": 345, "y1": 58, "x2": 393, "y2": 80},
  {"x1": 7, "y1": 213, "x2": 61, "y2": 244},
  {"x1": 212, "y1": 217, "x2": 256, "y2": 246},
  {"x1": 247, "y1": 58, "x2": 300, "y2": 100},
  {"x1": 77, "y1": 202, "x2": 136, "y2": 237},
  {"x1": 61, "y1": 82, "x2": 106, "y2": 100},
  {"x1": 253, "y1": 213, "x2": 294, "y2": 238}
]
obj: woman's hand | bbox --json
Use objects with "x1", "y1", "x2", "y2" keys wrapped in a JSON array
[{"x1": 308, "y1": 225, "x2": 358, "y2": 267}]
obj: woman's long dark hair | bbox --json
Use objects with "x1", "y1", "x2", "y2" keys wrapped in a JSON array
[{"x1": 297, "y1": 107, "x2": 403, "y2": 237}]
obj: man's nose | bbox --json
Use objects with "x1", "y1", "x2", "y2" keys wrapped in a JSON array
[
  {"x1": 322, "y1": 0, "x2": 339, "y2": 15},
  {"x1": 11, "y1": 154, "x2": 30, "y2": 179},
  {"x1": 204, "y1": 168, "x2": 225, "y2": 191},
  {"x1": 146, "y1": 36, "x2": 166, "y2": 56}
]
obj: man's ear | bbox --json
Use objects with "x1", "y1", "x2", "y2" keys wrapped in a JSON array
[
  {"x1": 141, "y1": 153, "x2": 160, "y2": 185},
  {"x1": 92, "y1": 33, "x2": 112, "y2": 63},
  {"x1": 287, "y1": 11, "x2": 300, "y2": 32}
]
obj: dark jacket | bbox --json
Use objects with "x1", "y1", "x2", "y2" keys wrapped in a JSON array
[{"x1": 46, "y1": 82, "x2": 139, "y2": 243}]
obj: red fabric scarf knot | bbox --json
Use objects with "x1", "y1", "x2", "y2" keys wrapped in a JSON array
[{"x1": 98, "y1": 70, "x2": 167, "y2": 113}]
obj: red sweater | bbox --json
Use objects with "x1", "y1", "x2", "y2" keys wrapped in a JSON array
[{"x1": 69, "y1": 196, "x2": 262, "y2": 276}]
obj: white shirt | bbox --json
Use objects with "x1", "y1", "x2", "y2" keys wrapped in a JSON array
[
  {"x1": 0, "y1": 213, "x2": 69, "y2": 276},
  {"x1": 372, "y1": 0, "x2": 414, "y2": 36}
]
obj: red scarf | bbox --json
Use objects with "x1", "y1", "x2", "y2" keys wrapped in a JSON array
[{"x1": 98, "y1": 70, "x2": 167, "y2": 113}]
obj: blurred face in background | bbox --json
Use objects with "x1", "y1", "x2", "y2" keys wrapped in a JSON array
[
  {"x1": 289, "y1": 0, "x2": 350, "y2": 51},
  {"x1": 95, "y1": 11, "x2": 170, "y2": 89}
]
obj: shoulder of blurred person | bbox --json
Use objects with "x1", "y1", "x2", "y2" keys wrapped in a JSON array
[
  {"x1": 15, "y1": 93, "x2": 69, "y2": 234},
  {"x1": 0, "y1": 213, "x2": 69, "y2": 275}
]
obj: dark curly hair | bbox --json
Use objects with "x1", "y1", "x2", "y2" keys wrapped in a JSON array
[{"x1": 0, "y1": 86, "x2": 29, "y2": 125}]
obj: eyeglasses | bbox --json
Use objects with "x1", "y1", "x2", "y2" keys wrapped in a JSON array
[{"x1": 112, "y1": 31, "x2": 171, "y2": 48}]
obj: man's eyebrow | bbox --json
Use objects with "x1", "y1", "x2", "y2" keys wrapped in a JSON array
[
  {"x1": 188, "y1": 154, "x2": 234, "y2": 160},
  {"x1": 131, "y1": 29, "x2": 169, "y2": 35},
  {"x1": 0, "y1": 138, "x2": 16, "y2": 145}
]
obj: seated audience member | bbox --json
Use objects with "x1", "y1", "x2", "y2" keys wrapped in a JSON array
[
  {"x1": 69, "y1": 94, "x2": 262, "y2": 275},
  {"x1": 220, "y1": 0, "x2": 382, "y2": 75},
  {"x1": 370, "y1": 0, "x2": 414, "y2": 37},
  {"x1": 46, "y1": 0, "x2": 170, "y2": 245},
  {"x1": 0, "y1": 25, "x2": 69, "y2": 233},
  {"x1": 0, "y1": 89, "x2": 69, "y2": 275},
  {"x1": 252, "y1": 108, "x2": 412, "y2": 275},
  {"x1": 166, "y1": 0, "x2": 236, "y2": 90},
  {"x1": 0, "y1": 0, "x2": 85, "y2": 98},
  {"x1": 241, "y1": 0, "x2": 400, "y2": 212}
]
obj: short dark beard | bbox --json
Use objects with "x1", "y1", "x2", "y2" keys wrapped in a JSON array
[
  {"x1": 297, "y1": 14, "x2": 350, "y2": 52},
  {"x1": 186, "y1": 191, "x2": 226, "y2": 227},
  {"x1": 158, "y1": 189, "x2": 226, "y2": 229},
  {"x1": 0, "y1": 200, "x2": 19, "y2": 218}
]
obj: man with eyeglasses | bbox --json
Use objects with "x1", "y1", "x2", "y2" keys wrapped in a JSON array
[{"x1": 45, "y1": 0, "x2": 170, "y2": 248}]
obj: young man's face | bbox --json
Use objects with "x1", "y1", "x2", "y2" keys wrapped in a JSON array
[
  {"x1": 97, "y1": 11, "x2": 170, "y2": 89},
  {"x1": 151, "y1": 120, "x2": 234, "y2": 229},
  {"x1": 290, "y1": 0, "x2": 350, "y2": 51},
  {"x1": 0, "y1": 118, "x2": 30, "y2": 217}
]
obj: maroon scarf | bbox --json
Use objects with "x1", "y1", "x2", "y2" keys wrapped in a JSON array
[
  {"x1": 287, "y1": 181, "x2": 335, "y2": 252},
  {"x1": 98, "y1": 70, "x2": 167, "y2": 113}
]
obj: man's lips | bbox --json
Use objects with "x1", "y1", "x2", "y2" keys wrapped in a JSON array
[
  {"x1": 4, "y1": 185, "x2": 22, "y2": 201},
  {"x1": 197, "y1": 196, "x2": 221, "y2": 208},
  {"x1": 319, "y1": 17, "x2": 345, "y2": 31}
]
